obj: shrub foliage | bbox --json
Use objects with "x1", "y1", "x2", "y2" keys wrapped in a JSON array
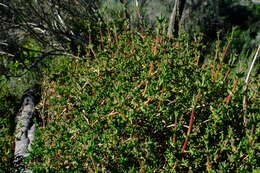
[{"x1": 23, "y1": 30, "x2": 259, "y2": 172}]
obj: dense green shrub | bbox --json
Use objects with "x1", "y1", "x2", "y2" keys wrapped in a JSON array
[
  {"x1": 25, "y1": 31, "x2": 259, "y2": 172},
  {"x1": 0, "y1": 79, "x2": 17, "y2": 172},
  {"x1": 1, "y1": 1, "x2": 259, "y2": 172}
]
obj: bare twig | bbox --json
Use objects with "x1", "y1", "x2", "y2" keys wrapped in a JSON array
[
  {"x1": 0, "y1": 51, "x2": 15, "y2": 57},
  {"x1": 3, "y1": 48, "x2": 83, "y2": 78},
  {"x1": 245, "y1": 45, "x2": 260, "y2": 84},
  {"x1": 0, "y1": 3, "x2": 8, "y2": 8},
  {"x1": 243, "y1": 45, "x2": 260, "y2": 121}
]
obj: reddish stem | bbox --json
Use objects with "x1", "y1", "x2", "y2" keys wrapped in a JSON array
[
  {"x1": 223, "y1": 68, "x2": 231, "y2": 82},
  {"x1": 148, "y1": 63, "x2": 154, "y2": 77},
  {"x1": 181, "y1": 109, "x2": 196, "y2": 152},
  {"x1": 224, "y1": 77, "x2": 239, "y2": 104}
]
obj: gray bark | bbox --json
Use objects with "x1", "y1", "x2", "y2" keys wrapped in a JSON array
[
  {"x1": 167, "y1": 0, "x2": 179, "y2": 37},
  {"x1": 169, "y1": 0, "x2": 220, "y2": 35},
  {"x1": 14, "y1": 89, "x2": 37, "y2": 173}
]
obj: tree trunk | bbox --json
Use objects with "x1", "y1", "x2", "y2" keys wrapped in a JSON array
[
  {"x1": 120, "y1": 0, "x2": 132, "y2": 30},
  {"x1": 178, "y1": 0, "x2": 219, "y2": 35},
  {"x1": 167, "y1": 0, "x2": 179, "y2": 37}
]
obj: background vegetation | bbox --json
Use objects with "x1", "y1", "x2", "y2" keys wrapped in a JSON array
[{"x1": 0, "y1": 0, "x2": 259, "y2": 172}]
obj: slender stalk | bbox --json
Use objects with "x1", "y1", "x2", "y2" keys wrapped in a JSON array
[
  {"x1": 243, "y1": 45, "x2": 260, "y2": 118},
  {"x1": 245, "y1": 45, "x2": 260, "y2": 84},
  {"x1": 181, "y1": 93, "x2": 201, "y2": 152},
  {"x1": 181, "y1": 109, "x2": 196, "y2": 152}
]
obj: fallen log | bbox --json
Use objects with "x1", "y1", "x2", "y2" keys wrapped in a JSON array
[{"x1": 14, "y1": 86, "x2": 40, "y2": 172}]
